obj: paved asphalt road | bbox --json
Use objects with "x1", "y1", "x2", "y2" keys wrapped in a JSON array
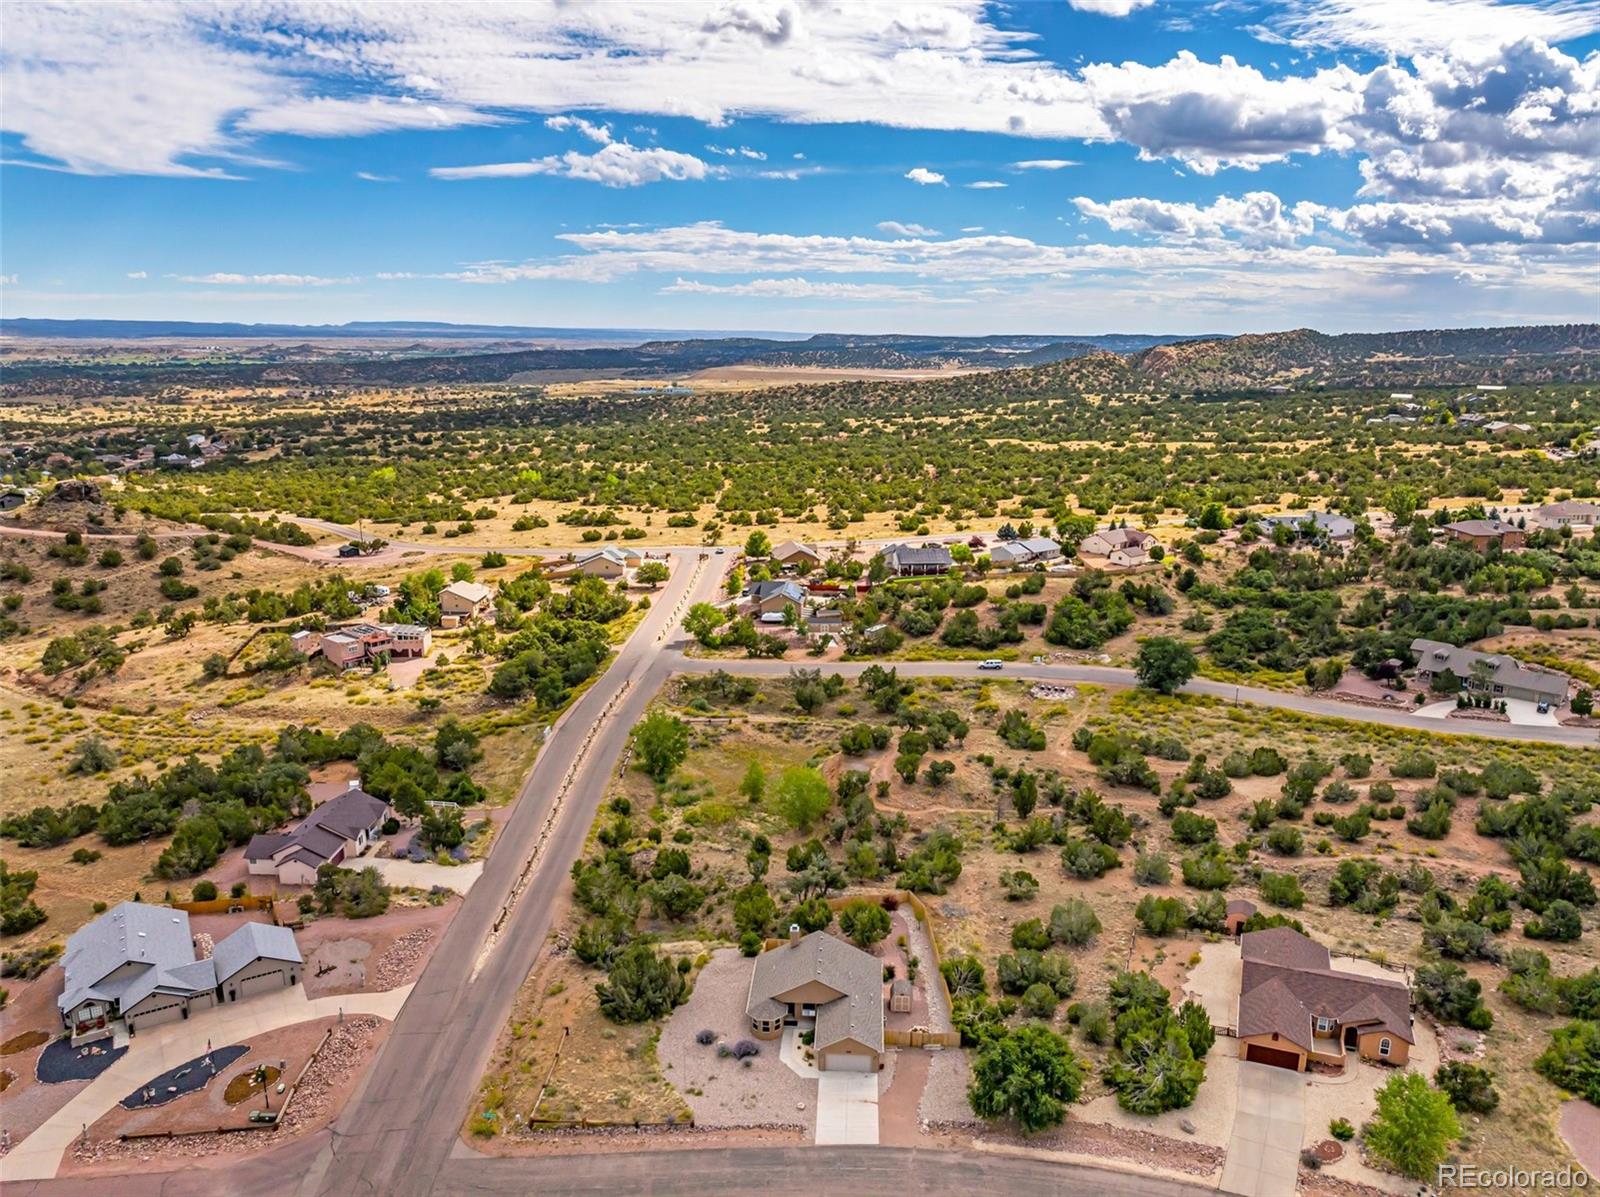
[{"x1": 2, "y1": 545, "x2": 1593, "y2": 1197}]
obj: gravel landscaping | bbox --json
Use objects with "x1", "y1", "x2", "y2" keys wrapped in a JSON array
[
  {"x1": 918, "y1": 1048, "x2": 974, "y2": 1125},
  {"x1": 36, "y1": 1036, "x2": 127, "y2": 1084},
  {"x1": 657, "y1": 948, "x2": 814, "y2": 1135},
  {"x1": 119, "y1": 1045, "x2": 249, "y2": 1110}
]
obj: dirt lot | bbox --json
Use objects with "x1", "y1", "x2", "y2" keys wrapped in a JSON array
[{"x1": 297, "y1": 900, "x2": 455, "y2": 997}]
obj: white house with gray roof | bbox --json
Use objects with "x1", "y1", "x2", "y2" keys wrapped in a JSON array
[
  {"x1": 58, "y1": 903, "x2": 303, "y2": 1041},
  {"x1": 1410, "y1": 638, "x2": 1568, "y2": 707},
  {"x1": 745, "y1": 928, "x2": 884, "y2": 1072},
  {"x1": 989, "y1": 536, "x2": 1062, "y2": 567}
]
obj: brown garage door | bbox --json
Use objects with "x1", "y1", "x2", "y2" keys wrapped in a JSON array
[{"x1": 1246, "y1": 1044, "x2": 1301, "y2": 1070}]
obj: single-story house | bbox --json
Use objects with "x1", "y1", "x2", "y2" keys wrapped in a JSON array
[
  {"x1": 58, "y1": 903, "x2": 303, "y2": 1041},
  {"x1": 1442, "y1": 519, "x2": 1524, "y2": 552},
  {"x1": 439, "y1": 580, "x2": 494, "y2": 622},
  {"x1": 877, "y1": 542, "x2": 954, "y2": 577},
  {"x1": 989, "y1": 536, "x2": 1063, "y2": 567},
  {"x1": 1079, "y1": 526, "x2": 1160, "y2": 566},
  {"x1": 746, "y1": 928, "x2": 885, "y2": 1072},
  {"x1": 1236, "y1": 926, "x2": 1413, "y2": 1072},
  {"x1": 572, "y1": 547, "x2": 635, "y2": 578},
  {"x1": 1224, "y1": 899, "x2": 1257, "y2": 936},
  {"x1": 1257, "y1": 511, "x2": 1356, "y2": 542},
  {"x1": 245, "y1": 784, "x2": 391, "y2": 886},
  {"x1": 1410, "y1": 638, "x2": 1567, "y2": 707},
  {"x1": 770, "y1": 540, "x2": 823, "y2": 571},
  {"x1": 1533, "y1": 500, "x2": 1600, "y2": 530},
  {"x1": 746, "y1": 579, "x2": 808, "y2": 616},
  {"x1": 289, "y1": 629, "x2": 322, "y2": 656}
]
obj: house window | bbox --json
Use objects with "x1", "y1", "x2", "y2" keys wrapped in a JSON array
[
  {"x1": 1378, "y1": 1038, "x2": 1392, "y2": 1057},
  {"x1": 1315, "y1": 1017, "x2": 1334, "y2": 1034}
]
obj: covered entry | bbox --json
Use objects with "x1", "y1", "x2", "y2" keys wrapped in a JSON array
[{"x1": 1245, "y1": 1042, "x2": 1302, "y2": 1071}]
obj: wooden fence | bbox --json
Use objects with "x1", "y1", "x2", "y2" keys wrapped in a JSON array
[
  {"x1": 168, "y1": 895, "x2": 279, "y2": 920},
  {"x1": 885, "y1": 1029, "x2": 960, "y2": 1049}
]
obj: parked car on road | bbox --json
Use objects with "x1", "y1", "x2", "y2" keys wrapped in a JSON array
[{"x1": 978, "y1": 659, "x2": 1004, "y2": 670}]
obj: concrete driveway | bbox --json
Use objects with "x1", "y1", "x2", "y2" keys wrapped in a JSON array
[
  {"x1": 1218, "y1": 1062, "x2": 1305, "y2": 1197},
  {"x1": 815, "y1": 1072, "x2": 879, "y2": 1145}
]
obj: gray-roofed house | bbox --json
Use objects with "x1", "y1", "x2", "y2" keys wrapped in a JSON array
[
  {"x1": 245, "y1": 783, "x2": 391, "y2": 886},
  {"x1": 745, "y1": 578, "x2": 808, "y2": 616},
  {"x1": 1235, "y1": 926, "x2": 1413, "y2": 1072},
  {"x1": 745, "y1": 928, "x2": 885, "y2": 1072},
  {"x1": 1256, "y1": 511, "x2": 1356, "y2": 542},
  {"x1": 989, "y1": 536, "x2": 1063, "y2": 567},
  {"x1": 1409, "y1": 637, "x2": 1568, "y2": 707},
  {"x1": 877, "y1": 542, "x2": 954, "y2": 577},
  {"x1": 1532, "y1": 500, "x2": 1600, "y2": 530},
  {"x1": 212, "y1": 923, "x2": 304, "y2": 1003},
  {"x1": 58, "y1": 903, "x2": 303, "y2": 1041}
]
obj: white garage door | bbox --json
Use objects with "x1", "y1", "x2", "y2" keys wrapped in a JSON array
[
  {"x1": 129, "y1": 999, "x2": 185, "y2": 1030},
  {"x1": 231, "y1": 968, "x2": 288, "y2": 1000},
  {"x1": 824, "y1": 1051, "x2": 872, "y2": 1073}
]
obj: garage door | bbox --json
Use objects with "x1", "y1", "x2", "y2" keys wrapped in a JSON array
[
  {"x1": 1246, "y1": 1044, "x2": 1302, "y2": 1070},
  {"x1": 823, "y1": 1052, "x2": 873, "y2": 1073},
  {"x1": 231, "y1": 968, "x2": 287, "y2": 1000},
  {"x1": 129, "y1": 1000, "x2": 185, "y2": 1030}
]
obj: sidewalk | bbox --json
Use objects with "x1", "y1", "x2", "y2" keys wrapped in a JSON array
[{"x1": 3, "y1": 983, "x2": 412, "y2": 1181}]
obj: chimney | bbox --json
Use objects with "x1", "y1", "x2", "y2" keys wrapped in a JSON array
[{"x1": 788, "y1": 923, "x2": 801, "y2": 945}]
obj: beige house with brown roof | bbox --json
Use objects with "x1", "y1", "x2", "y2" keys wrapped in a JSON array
[
  {"x1": 1236, "y1": 927, "x2": 1413, "y2": 1072},
  {"x1": 746, "y1": 928, "x2": 884, "y2": 1072},
  {"x1": 770, "y1": 540, "x2": 823, "y2": 571}
]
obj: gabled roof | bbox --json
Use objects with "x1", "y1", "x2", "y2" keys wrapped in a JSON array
[
  {"x1": 1238, "y1": 927, "x2": 1413, "y2": 1049},
  {"x1": 747, "y1": 930, "x2": 885, "y2": 1053},
  {"x1": 771, "y1": 540, "x2": 820, "y2": 560},
  {"x1": 747, "y1": 579, "x2": 806, "y2": 603},
  {"x1": 1409, "y1": 637, "x2": 1566, "y2": 699},
  {"x1": 213, "y1": 923, "x2": 303, "y2": 984},
  {"x1": 1087, "y1": 526, "x2": 1154, "y2": 549},
  {"x1": 441, "y1": 580, "x2": 492, "y2": 602},
  {"x1": 879, "y1": 542, "x2": 953, "y2": 568},
  {"x1": 243, "y1": 832, "x2": 292, "y2": 862},
  {"x1": 61, "y1": 902, "x2": 192, "y2": 994},
  {"x1": 1537, "y1": 500, "x2": 1600, "y2": 519},
  {"x1": 301, "y1": 787, "x2": 388, "y2": 841}
]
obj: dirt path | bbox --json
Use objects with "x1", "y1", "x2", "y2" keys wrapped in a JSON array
[{"x1": 879, "y1": 1050, "x2": 930, "y2": 1146}]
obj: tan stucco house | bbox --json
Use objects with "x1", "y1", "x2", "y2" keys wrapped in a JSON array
[
  {"x1": 770, "y1": 540, "x2": 823, "y2": 571},
  {"x1": 439, "y1": 580, "x2": 494, "y2": 625},
  {"x1": 746, "y1": 928, "x2": 884, "y2": 1072},
  {"x1": 1236, "y1": 927, "x2": 1413, "y2": 1072}
]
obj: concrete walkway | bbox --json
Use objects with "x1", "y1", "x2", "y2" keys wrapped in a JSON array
[
  {"x1": 3, "y1": 983, "x2": 412, "y2": 1182},
  {"x1": 1218, "y1": 1062, "x2": 1305, "y2": 1197},
  {"x1": 364, "y1": 855, "x2": 484, "y2": 894},
  {"x1": 815, "y1": 1073, "x2": 879, "y2": 1146}
]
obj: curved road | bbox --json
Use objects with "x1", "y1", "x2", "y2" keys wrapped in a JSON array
[{"x1": 3, "y1": 549, "x2": 1593, "y2": 1197}]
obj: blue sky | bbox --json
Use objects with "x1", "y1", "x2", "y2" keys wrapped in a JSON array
[{"x1": 2, "y1": 0, "x2": 1597, "y2": 335}]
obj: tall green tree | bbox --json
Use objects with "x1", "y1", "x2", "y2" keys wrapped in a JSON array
[
  {"x1": 1134, "y1": 637, "x2": 1198, "y2": 695},
  {"x1": 633, "y1": 712, "x2": 689, "y2": 783},
  {"x1": 1363, "y1": 1073, "x2": 1462, "y2": 1180}
]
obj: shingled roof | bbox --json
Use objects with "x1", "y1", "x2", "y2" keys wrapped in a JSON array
[
  {"x1": 746, "y1": 930, "x2": 884, "y2": 1054},
  {"x1": 1237, "y1": 928, "x2": 1412, "y2": 1053}
]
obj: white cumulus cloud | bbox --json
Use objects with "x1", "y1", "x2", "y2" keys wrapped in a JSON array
[
  {"x1": 877, "y1": 221, "x2": 941, "y2": 237},
  {"x1": 432, "y1": 142, "x2": 710, "y2": 186},
  {"x1": 905, "y1": 167, "x2": 947, "y2": 185}
]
